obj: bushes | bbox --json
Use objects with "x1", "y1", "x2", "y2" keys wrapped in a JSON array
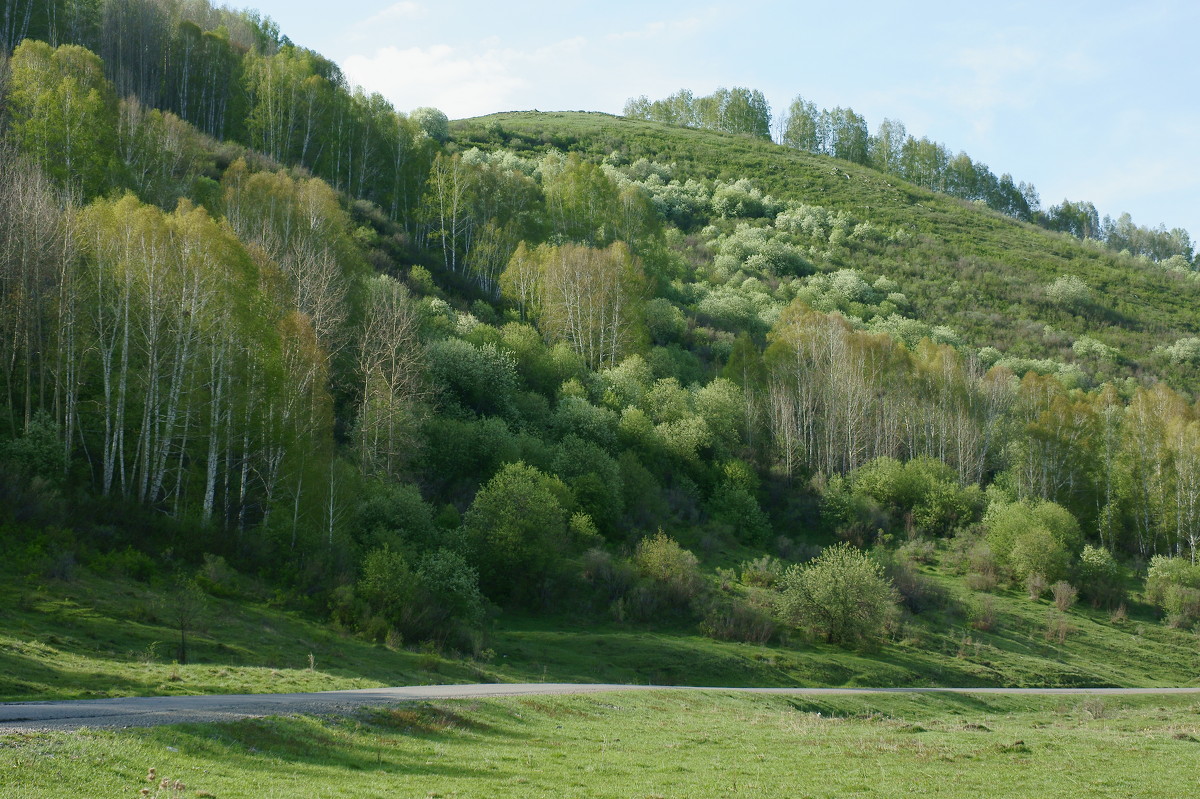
[
  {"x1": 984, "y1": 499, "x2": 1081, "y2": 583},
  {"x1": 462, "y1": 462, "x2": 576, "y2": 604},
  {"x1": 699, "y1": 595, "x2": 775, "y2": 644},
  {"x1": 350, "y1": 481, "x2": 438, "y2": 552},
  {"x1": 777, "y1": 542, "x2": 898, "y2": 646},
  {"x1": 347, "y1": 546, "x2": 486, "y2": 647},
  {"x1": 739, "y1": 554, "x2": 785, "y2": 588},
  {"x1": 1146, "y1": 555, "x2": 1200, "y2": 628},
  {"x1": 1075, "y1": 545, "x2": 1126, "y2": 607},
  {"x1": 823, "y1": 456, "x2": 982, "y2": 541},
  {"x1": 633, "y1": 531, "x2": 704, "y2": 608},
  {"x1": 1008, "y1": 527, "x2": 1070, "y2": 584},
  {"x1": 705, "y1": 481, "x2": 772, "y2": 545}
]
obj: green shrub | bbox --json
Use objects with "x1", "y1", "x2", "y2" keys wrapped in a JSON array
[
  {"x1": 985, "y1": 499, "x2": 1081, "y2": 581},
  {"x1": 1146, "y1": 555, "x2": 1200, "y2": 602},
  {"x1": 412, "y1": 549, "x2": 486, "y2": 638},
  {"x1": 581, "y1": 547, "x2": 637, "y2": 601},
  {"x1": 777, "y1": 542, "x2": 898, "y2": 646},
  {"x1": 829, "y1": 456, "x2": 981, "y2": 541},
  {"x1": 1076, "y1": 545, "x2": 1126, "y2": 607},
  {"x1": 706, "y1": 481, "x2": 772, "y2": 545},
  {"x1": 89, "y1": 546, "x2": 156, "y2": 582},
  {"x1": 194, "y1": 553, "x2": 242, "y2": 598},
  {"x1": 1162, "y1": 587, "x2": 1200, "y2": 629},
  {"x1": 1009, "y1": 527, "x2": 1070, "y2": 583},
  {"x1": 552, "y1": 435, "x2": 623, "y2": 536},
  {"x1": 644, "y1": 298, "x2": 688, "y2": 344},
  {"x1": 356, "y1": 546, "x2": 415, "y2": 629},
  {"x1": 1146, "y1": 555, "x2": 1200, "y2": 627},
  {"x1": 0, "y1": 411, "x2": 66, "y2": 484},
  {"x1": 699, "y1": 594, "x2": 775, "y2": 644},
  {"x1": 329, "y1": 584, "x2": 365, "y2": 630},
  {"x1": 740, "y1": 554, "x2": 785, "y2": 588},
  {"x1": 351, "y1": 481, "x2": 438, "y2": 552},
  {"x1": 821, "y1": 474, "x2": 886, "y2": 545},
  {"x1": 462, "y1": 462, "x2": 575, "y2": 604},
  {"x1": 634, "y1": 530, "x2": 704, "y2": 608},
  {"x1": 352, "y1": 546, "x2": 487, "y2": 645},
  {"x1": 426, "y1": 337, "x2": 519, "y2": 418}
]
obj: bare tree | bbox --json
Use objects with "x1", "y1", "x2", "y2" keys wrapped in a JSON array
[{"x1": 356, "y1": 275, "x2": 426, "y2": 479}]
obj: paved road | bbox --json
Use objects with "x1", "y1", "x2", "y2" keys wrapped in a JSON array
[{"x1": 3, "y1": 683, "x2": 1199, "y2": 733}]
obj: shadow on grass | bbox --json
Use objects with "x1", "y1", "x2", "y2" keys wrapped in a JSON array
[
  {"x1": 782, "y1": 690, "x2": 1016, "y2": 721},
  {"x1": 137, "y1": 704, "x2": 530, "y2": 780},
  {"x1": 0, "y1": 647, "x2": 168, "y2": 701}
]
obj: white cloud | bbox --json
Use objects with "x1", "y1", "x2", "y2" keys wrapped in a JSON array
[
  {"x1": 343, "y1": 44, "x2": 526, "y2": 117},
  {"x1": 339, "y1": 2, "x2": 427, "y2": 46},
  {"x1": 365, "y1": 1, "x2": 426, "y2": 25},
  {"x1": 605, "y1": 15, "x2": 707, "y2": 42},
  {"x1": 1061, "y1": 153, "x2": 1200, "y2": 226}
]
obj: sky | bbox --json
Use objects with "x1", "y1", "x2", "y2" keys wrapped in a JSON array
[{"x1": 241, "y1": 0, "x2": 1200, "y2": 237}]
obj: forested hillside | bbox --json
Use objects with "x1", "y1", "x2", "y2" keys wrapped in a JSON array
[{"x1": 3, "y1": 0, "x2": 1200, "y2": 663}]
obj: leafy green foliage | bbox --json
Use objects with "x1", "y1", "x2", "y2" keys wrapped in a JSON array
[
  {"x1": 777, "y1": 542, "x2": 898, "y2": 646},
  {"x1": 1145, "y1": 555, "x2": 1200, "y2": 628},
  {"x1": 1075, "y1": 545, "x2": 1126, "y2": 608},
  {"x1": 985, "y1": 500, "x2": 1082, "y2": 582},
  {"x1": 824, "y1": 457, "x2": 982, "y2": 541},
  {"x1": 462, "y1": 462, "x2": 575, "y2": 604}
]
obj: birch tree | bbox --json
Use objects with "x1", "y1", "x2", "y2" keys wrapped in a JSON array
[{"x1": 356, "y1": 274, "x2": 426, "y2": 480}]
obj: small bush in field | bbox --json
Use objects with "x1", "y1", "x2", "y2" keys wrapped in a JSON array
[
  {"x1": 1146, "y1": 555, "x2": 1200, "y2": 628},
  {"x1": 970, "y1": 594, "x2": 998, "y2": 632},
  {"x1": 740, "y1": 554, "x2": 784, "y2": 587},
  {"x1": 1051, "y1": 581, "x2": 1078, "y2": 612},
  {"x1": 896, "y1": 537, "x2": 937, "y2": 565},
  {"x1": 634, "y1": 531, "x2": 703, "y2": 606},
  {"x1": 777, "y1": 542, "x2": 898, "y2": 647},
  {"x1": 1045, "y1": 610, "x2": 1072, "y2": 643},
  {"x1": 580, "y1": 548, "x2": 636, "y2": 600},
  {"x1": 966, "y1": 569, "x2": 998, "y2": 593},
  {"x1": 1026, "y1": 572, "x2": 1048, "y2": 601},
  {"x1": 1076, "y1": 545, "x2": 1126, "y2": 608},
  {"x1": 699, "y1": 595, "x2": 776, "y2": 644}
]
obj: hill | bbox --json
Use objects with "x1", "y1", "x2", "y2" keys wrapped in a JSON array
[
  {"x1": 3, "y1": 1, "x2": 1200, "y2": 711},
  {"x1": 454, "y1": 111, "x2": 1200, "y2": 387}
]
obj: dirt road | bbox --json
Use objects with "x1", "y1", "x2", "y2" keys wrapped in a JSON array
[{"x1": 3, "y1": 683, "x2": 1199, "y2": 733}]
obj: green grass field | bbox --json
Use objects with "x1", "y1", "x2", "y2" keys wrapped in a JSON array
[
  {"x1": 2, "y1": 551, "x2": 1199, "y2": 705},
  {"x1": 4, "y1": 690, "x2": 1200, "y2": 798}
]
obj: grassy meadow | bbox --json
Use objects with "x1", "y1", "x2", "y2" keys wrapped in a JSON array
[{"x1": 4, "y1": 690, "x2": 1200, "y2": 798}]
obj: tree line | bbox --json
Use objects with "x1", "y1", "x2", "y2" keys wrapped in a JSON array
[{"x1": 626, "y1": 89, "x2": 1195, "y2": 265}]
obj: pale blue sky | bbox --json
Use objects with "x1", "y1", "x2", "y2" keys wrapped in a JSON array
[{"x1": 244, "y1": 0, "x2": 1199, "y2": 237}]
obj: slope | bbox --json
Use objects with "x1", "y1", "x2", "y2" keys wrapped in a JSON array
[{"x1": 454, "y1": 111, "x2": 1200, "y2": 392}]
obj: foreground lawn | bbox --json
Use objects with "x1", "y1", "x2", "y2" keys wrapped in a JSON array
[{"x1": 4, "y1": 691, "x2": 1200, "y2": 797}]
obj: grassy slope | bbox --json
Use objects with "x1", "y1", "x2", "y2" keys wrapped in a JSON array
[
  {"x1": 2, "y1": 545, "x2": 1197, "y2": 704},
  {"x1": 454, "y1": 112, "x2": 1200, "y2": 388},
  {"x1": 4, "y1": 690, "x2": 1200, "y2": 798}
]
